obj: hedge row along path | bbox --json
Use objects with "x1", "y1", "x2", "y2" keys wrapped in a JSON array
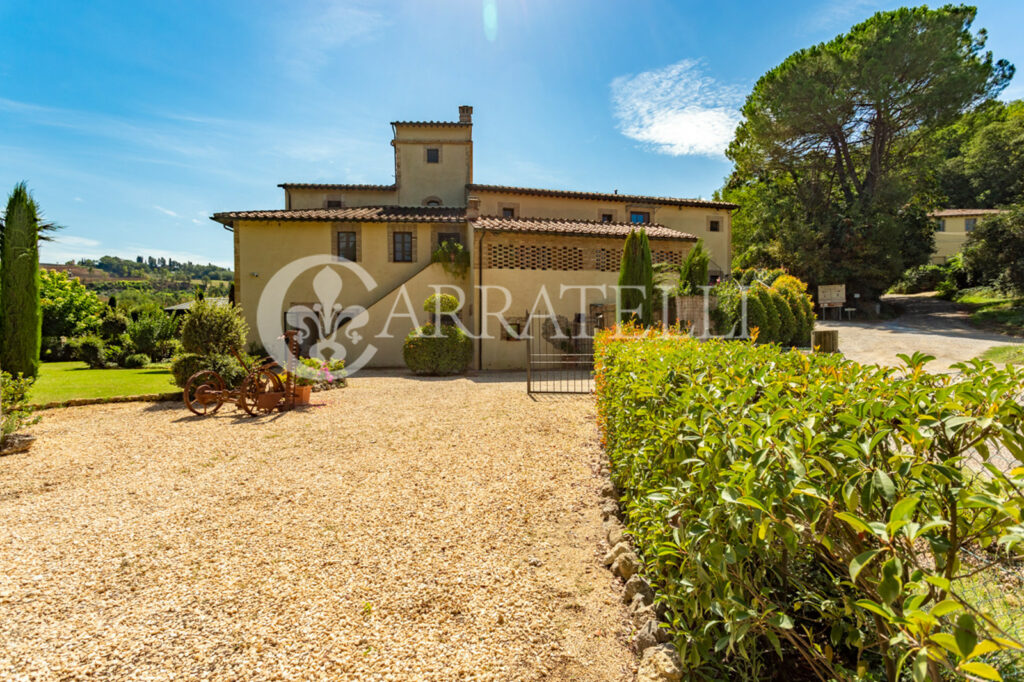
[{"x1": 0, "y1": 372, "x2": 633, "y2": 681}]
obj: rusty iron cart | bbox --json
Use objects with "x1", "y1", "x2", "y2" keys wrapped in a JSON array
[{"x1": 182, "y1": 331, "x2": 300, "y2": 417}]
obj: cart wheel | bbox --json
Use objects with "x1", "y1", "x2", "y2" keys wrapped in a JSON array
[
  {"x1": 239, "y1": 369, "x2": 285, "y2": 416},
  {"x1": 184, "y1": 370, "x2": 226, "y2": 416}
]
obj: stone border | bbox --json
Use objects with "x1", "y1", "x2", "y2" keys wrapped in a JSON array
[
  {"x1": 30, "y1": 392, "x2": 181, "y2": 411},
  {"x1": 597, "y1": 460, "x2": 683, "y2": 682}
]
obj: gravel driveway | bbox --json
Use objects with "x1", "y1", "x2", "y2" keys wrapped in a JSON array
[
  {"x1": 0, "y1": 374, "x2": 632, "y2": 681},
  {"x1": 817, "y1": 293, "x2": 1024, "y2": 371}
]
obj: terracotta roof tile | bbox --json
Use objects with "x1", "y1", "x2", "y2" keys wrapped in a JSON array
[
  {"x1": 471, "y1": 216, "x2": 695, "y2": 241},
  {"x1": 277, "y1": 183, "x2": 397, "y2": 191},
  {"x1": 467, "y1": 183, "x2": 737, "y2": 210},
  {"x1": 211, "y1": 206, "x2": 465, "y2": 226},
  {"x1": 928, "y1": 208, "x2": 1006, "y2": 218},
  {"x1": 391, "y1": 121, "x2": 471, "y2": 128}
]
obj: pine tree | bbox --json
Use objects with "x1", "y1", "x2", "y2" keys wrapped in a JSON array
[
  {"x1": 0, "y1": 183, "x2": 58, "y2": 378},
  {"x1": 617, "y1": 228, "x2": 654, "y2": 325}
]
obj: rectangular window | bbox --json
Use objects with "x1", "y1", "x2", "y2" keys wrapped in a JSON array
[
  {"x1": 937, "y1": 219, "x2": 946, "y2": 232},
  {"x1": 438, "y1": 232, "x2": 462, "y2": 247},
  {"x1": 336, "y1": 231, "x2": 357, "y2": 261},
  {"x1": 630, "y1": 211, "x2": 650, "y2": 224},
  {"x1": 326, "y1": 200, "x2": 343, "y2": 209},
  {"x1": 601, "y1": 213, "x2": 613, "y2": 223},
  {"x1": 393, "y1": 231, "x2": 414, "y2": 262},
  {"x1": 965, "y1": 218, "x2": 977, "y2": 232},
  {"x1": 502, "y1": 207, "x2": 516, "y2": 218},
  {"x1": 426, "y1": 148, "x2": 440, "y2": 164},
  {"x1": 708, "y1": 219, "x2": 721, "y2": 232}
]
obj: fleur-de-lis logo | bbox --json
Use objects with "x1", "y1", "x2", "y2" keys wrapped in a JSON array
[{"x1": 285, "y1": 267, "x2": 369, "y2": 364}]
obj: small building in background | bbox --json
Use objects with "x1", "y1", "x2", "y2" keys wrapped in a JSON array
[{"x1": 928, "y1": 208, "x2": 1006, "y2": 263}]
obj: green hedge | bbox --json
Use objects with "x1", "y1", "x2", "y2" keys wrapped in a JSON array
[
  {"x1": 402, "y1": 323, "x2": 472, "y2": 376},
  {"x1": 170, "y1": 353, "x2": 247, "y2": 389},
  {"x1": 596, "y1": 332, "x2": 1024, "y2": 680}
]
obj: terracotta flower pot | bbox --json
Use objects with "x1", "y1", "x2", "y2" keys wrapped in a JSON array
[{"x1": 293, "y1": 385, "x2": 312, "y2": 405}]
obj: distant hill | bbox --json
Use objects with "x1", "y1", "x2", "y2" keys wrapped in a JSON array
[{"x1": 40, "y1": 263, "x2": 142, "y2": 284}]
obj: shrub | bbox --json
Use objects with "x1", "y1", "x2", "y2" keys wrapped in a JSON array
[
  {"x1": 69, "y1": 334, "x2": 107, "y2": 369},
  {"x1": 154, "y1": 338, "x2": 182, "y2": 361},
  {"x1": 98, "y1": 308, "x2": 130, "y2": 342},
  {"x1": 422, "y1": 293, "x2": 461, "y2": 314},
  {"x1": 676, "y1": 240, "x2": 710, "y2": 295},
  {"x1": 40, "y1": 269, "x2": 103, "y2": 354},
  {"x1": 121, "y1": 353, "x2": 150, "y2": 369},
  {"x1": 180, "y1": 301, "x2": 248, "y2": 355},
  {"x1": 1, "y1": 371, "x2": 39, "y2": 444},
  {"x1": 125, "y1": 311, "x2": 178, "y2": 358},
  {"x1": 596, "y1": 332, "x2": 1024, "y2": 680},
  {"x1": 963, "y1": 205, "x2": 1024, "y2": 294},
  {"x1": 170, "y1": 353, "x2": 247, "y2": 389},
  {"x1": 889, "y1": 263, "x2": 949, "y2": 294},
  {"x1": 402, "y1": 323, "x2": 473, "y2": 375},
  {"x1": 766, "y1": 287, "x2": 796, "y2": 345},
  {"x1": 751, "y1": 284, "x2": 780, "y2": 343}
]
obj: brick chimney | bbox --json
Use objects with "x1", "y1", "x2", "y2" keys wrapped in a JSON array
[{"x1": 459, "y1": 105, "x2": 473, "y2": 124}]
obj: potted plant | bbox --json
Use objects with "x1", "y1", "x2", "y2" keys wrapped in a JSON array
[{"x1": 1, "y1": 372, "x2": 40, "y2": 456}]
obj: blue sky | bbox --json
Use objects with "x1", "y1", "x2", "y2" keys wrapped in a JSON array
[{"x1": 2, "y1": 0, "x2": 1022, "y2": 267}]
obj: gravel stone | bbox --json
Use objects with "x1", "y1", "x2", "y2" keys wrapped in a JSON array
[
  {"x1": 637, "y1": 643, "x2": 683, "y2": 682},
  {"x1": 600, "y1": 499, "x2": 619, "y2": 520},
  {"x1": 0, "y1": 372, "x2": 633, "y2": 681},
  {"x1": 605, "y1": 522, "x2": 624, "y2": 548}
]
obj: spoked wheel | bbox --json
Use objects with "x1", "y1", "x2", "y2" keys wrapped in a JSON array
[
  {"x1": 184, "y1": 370, "x2": 226, "y2": 416},
  {"x1": 239, "y1": 369, "x2": 285, "y2": 416}
]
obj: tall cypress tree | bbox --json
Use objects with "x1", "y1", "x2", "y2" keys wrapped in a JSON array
[
  {"x1": 617, "y1": 228, "x2": 654, "y2": 325},
  {"x1": 1, "y1": 183, "x2": 56, "y2": 378}
]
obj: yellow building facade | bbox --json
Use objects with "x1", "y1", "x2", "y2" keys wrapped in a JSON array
[
  {"x1": 213, "y1": 106, "x2": 736, "y2": 370},
  {"x1": 928, "y1": 208, "x2": 1005, "y2": 264}
]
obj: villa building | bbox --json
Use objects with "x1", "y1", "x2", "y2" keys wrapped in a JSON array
[
  {"x1": 928, "y1": 208, "x2": 1005, "y2": 264},
  {"x1": 212, "y1": 106, "x2": 736, "y2": 370}
]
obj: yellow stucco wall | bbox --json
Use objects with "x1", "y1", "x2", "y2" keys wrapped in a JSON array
[
  {"x1": 393, "y1": 125, "x2": 472, "y2": 207},
  {"x1": 234, "y1": 219, "x2": 466, "y2": 349},
  {"x1": 472, "y1": 192, "x2": 731, "y2": 275},
  {"x1": 931, "y1": 216, "x2": 975, "y2": 264},
  {"x1": 286, "y1": 188, "x2": 397, "y2": 210}
]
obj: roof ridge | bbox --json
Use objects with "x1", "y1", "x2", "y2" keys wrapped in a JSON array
[
  {"x1": 475, "y1": 214, "x2": 667, "y2": 228},
  {"x1": 467, "y1": 183, "x2": 737, "y2": 209}
]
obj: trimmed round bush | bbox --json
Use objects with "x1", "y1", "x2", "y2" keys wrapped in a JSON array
[
  {"x1": 69, "y1": 334, "x2": 107, "y2": 368},
  {"x1": 402, "y1": 323, "x2": 473, "y2": 376},
  {"x1": 422, "y1": 293, "x2": 461, "y2": 313},
  {"x1": 170, "y1": 353, "x2": 247, "y2": 389},
  {"x1": 122, "y1": 353, "x2": 150, "y2": 369},
  {"x1": 180, "y1": 301, "x2": 248, "y2": 355}
]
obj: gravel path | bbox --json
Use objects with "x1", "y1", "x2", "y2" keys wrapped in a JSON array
[
  {"x1": 0, "y1": 373, "x2": 632, "y2": 681},
  {"x1": 817, "y1": 293, "x2": 1024, "y2": 371}
]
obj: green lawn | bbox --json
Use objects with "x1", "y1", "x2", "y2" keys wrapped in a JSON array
[
  {"x1": 979, "y1": 345, "x2": 1024, "y2": 365},
  {"x1": 956, "y1": 287, "x2": 1024, "y2": 334},
  {"x1": 31, "y1": 361, "x2": 177, "y2": 405}
]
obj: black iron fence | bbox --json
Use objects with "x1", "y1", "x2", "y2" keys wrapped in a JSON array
[{"x1": 526, "y1": 313, "x2": 603, "y2": 394}]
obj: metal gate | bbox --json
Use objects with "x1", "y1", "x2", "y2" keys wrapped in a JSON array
[{"x1": 526, "y1": 313, "x2": 603, "y2": 394}]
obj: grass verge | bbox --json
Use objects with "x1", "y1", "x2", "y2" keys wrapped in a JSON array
[
  {"x1": 31, "y1": 361, "x2": 177, "y2": 405},
  {"x1": 956, "y1": 287, "x2": 1024, "y2": 335}
]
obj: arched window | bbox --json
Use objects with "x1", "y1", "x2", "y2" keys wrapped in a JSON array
[{"x1": 423, "y1": 197, "x2": 443, "y2": 207}]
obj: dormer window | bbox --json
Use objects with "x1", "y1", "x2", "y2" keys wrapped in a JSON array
[
  {"x1": 426, "y1": 148, "x2": 440, "y2": 164},
  {"x1": 326, "y1": 200, "x2": 343, "y2": 209},
  {"x1": 502, "y1": 207, "x2": 515, "y2": 218},
  {"x1": 425, "y1": 200, "x2": 441, "y2": 207},
  {"x1": 601, "y1": 213, "x2": 613, "y2": 223}
]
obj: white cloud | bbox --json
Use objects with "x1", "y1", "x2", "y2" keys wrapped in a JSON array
[
  {"x1": 610, "y1": 59, "x2": 744, "y2": 158},
  {"x1": 154, "y1": 205, "x2": 179, "y2": 217},
  {"x1": 55, "y1": 234, "x2": 101, "y2": 248},
  {"x1": 278, "y1": 3, "x2": 387, "y2": 76}
]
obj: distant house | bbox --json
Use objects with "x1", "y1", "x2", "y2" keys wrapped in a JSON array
[
  {"x1": 928, "y1": 208, "x2": 1006, "y2": 263},
  {"x1": 211, "y1": 106, "x2": 737, "y2": 370}
]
